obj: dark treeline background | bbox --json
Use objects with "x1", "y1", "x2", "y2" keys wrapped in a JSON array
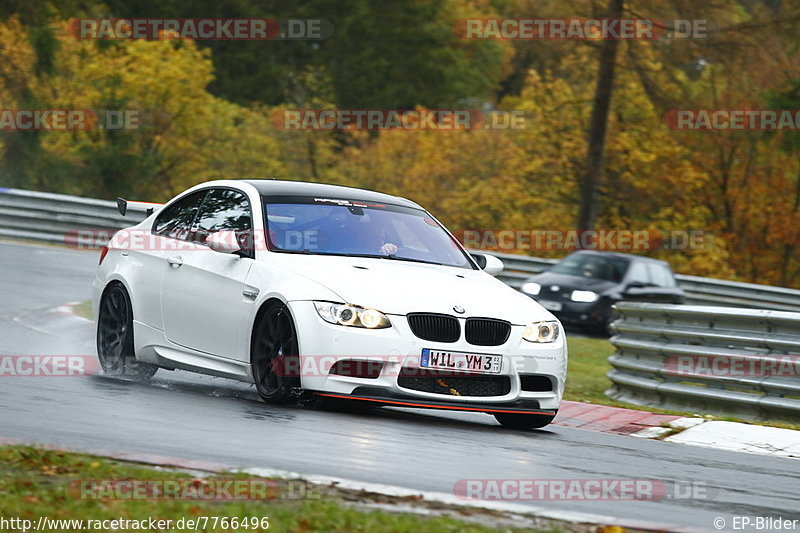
[{"x1": 2, "y1": 1, "x2": 800, "y2": 285}]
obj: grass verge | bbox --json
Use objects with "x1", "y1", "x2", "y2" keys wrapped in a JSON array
[
  {"x1": 0, "y1": 445, "x2": 579, "y2": 533},
  {"x1": 72, "y1": 300, "x2": 93, "y2": 321}
]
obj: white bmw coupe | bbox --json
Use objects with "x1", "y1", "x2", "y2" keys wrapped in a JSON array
[{"x1": 93, "y1": 180, "x2": 567, "y2": 429}]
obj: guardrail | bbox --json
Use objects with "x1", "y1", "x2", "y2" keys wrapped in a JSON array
[
  {"x1": 3, "y1": 187, "x2": 800, "y2": 312},
  {"x1": 607, "y1": 302, "x2": 800, "y2": 421},
  {"x1": 0, "y1": 187, "x2": 150, "y2": 245}
]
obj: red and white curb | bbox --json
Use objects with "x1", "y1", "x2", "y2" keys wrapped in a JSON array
[
  {"x1": 554, "y1": 400, "x2": 681, "y2": 435},
  {"x1": 556, "y1": 401, "x2": 800, "y2": 460}
]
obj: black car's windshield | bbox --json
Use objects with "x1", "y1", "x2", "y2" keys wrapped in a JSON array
[
  {"x1": 262, "y1": 197, "x2": 472, "y2": 269},
  {"x1": 550, "y1": 253, "x2": 629, "y2": 282}
]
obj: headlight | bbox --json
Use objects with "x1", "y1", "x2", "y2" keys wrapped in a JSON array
[
  {"x1": 521, "y1": 282, "x2": 541, "y2": 296},
  {"x1": 313, "y1": 302, "x2": 391, "y2": 329},
  {"x1": 522, "y1": 320, "x2": 560, "y2": 343},
  {"x1": 570, "y1": 290, "x2": 598, "y2": 303}
]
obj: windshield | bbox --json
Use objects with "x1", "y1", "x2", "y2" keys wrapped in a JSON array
[
  {"x1": 262, "y1": 197, "x2": 472, "y2": 269},
  {"x1": 550, "y1": 252, "x2": 629, "y2": 282}
]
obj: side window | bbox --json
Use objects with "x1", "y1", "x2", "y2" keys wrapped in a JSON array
[
  {"x1": 191, "y1": 189, "x2": 253, "y2": 252},
  {"x1": 626, "y1": 261, "x2": 650, "y2": 286},
  {"x1": 647, "y1": 263, "x2": 676, "y2": 288},
  {"x1": 152, "y1": 191, "x2": 207, "y2": 241}
]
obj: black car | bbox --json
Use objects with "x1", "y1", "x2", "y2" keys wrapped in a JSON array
[{"x1": 520, "y1": 251, "x2": 684, "y2": 334}]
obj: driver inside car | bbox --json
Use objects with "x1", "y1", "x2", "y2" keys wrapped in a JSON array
[{"x1": 351, "y1": 218, "x2": 398, "y2": 255}]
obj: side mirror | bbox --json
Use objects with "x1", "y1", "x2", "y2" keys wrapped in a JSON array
[
  {"x1": 471, "y1": 252, "x2": 504, "y2": 276},
  {"x1": 624, "y1": 281, "x2": 647, "y2": 292},
  {"x1": 206, "y1": 230, "x2": 242, "y2": 254}
]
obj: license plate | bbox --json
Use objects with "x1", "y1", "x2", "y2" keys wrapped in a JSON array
[
  {"x1": 420, "y1": 349, "x2": 502, "y2": 374},
  {"x1": 538, "y1": 300, "x2": 563, "y2": 312}
]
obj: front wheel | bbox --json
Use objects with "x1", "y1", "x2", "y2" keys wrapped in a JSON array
[
  {"x1": 252, "y1": 303, "x2": 302, "y2": 404},
  {"x1": 96, "y1": 284, "x2": 158, "y2": 380},
  {"x1": 494, "y1": 413, "x2": 555, "y2": 430}
]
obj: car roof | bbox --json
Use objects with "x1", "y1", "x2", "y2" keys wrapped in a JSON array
[
  {"x1": 569, "y1": 249, "x2": 672, "y2": 266},
  {"x1": 241, "y1": 179, "x2": 422, "y2": 209}
]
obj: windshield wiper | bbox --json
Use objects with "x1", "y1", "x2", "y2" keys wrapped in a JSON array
[
  {"x1": 272, "y1": 248, "x2": 313, "y2": 254},
  {"x1": 271, "y1": 249, "x2": 444, "y2": 265},
  {"x1": 329, "y1": 252, "x2": 444, "y2": 265},
  {"x1": 381, "y1": 254, "x2": 443, "y2": 266}
]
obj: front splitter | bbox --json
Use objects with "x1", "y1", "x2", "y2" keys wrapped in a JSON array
[{"x1": 314, "y1": 392, "x2": 557, "y2": 416}]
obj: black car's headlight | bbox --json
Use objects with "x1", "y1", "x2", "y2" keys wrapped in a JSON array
[
  {"x1": 522, "y1": 320, "x2": 560, "y2": 343},
  {"x1": 521, "y1": 282, "x2": 541, "y2": 296},
  {"x1": 570, "y1": 290, "x2": 598, "y2": 303},
  {"x1": 313, "y1": 302, "x2": 391, "y2": 329}
]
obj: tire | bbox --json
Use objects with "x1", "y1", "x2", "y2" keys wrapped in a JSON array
[
  {"x1": 96, "y1": 283, "x2": 158, "y2": 380},
  {"x1": 494, "y1": 413, "x2": 555, "y2": 430},
  {"x1": 252, "y1": 302, "x2": 302, "y2": 404}
]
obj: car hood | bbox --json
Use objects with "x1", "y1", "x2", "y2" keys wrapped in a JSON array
[
  {"x1": 527, "y1": 271, "x2": 619, "y2": 293},
  {"x1": 268, "y1": 254, "x2": 553, "y2": 324}
]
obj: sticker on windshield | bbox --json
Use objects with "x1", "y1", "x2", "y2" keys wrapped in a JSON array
[{"x1": 313, "y1": 197, "x2": 386, "y2": 209}]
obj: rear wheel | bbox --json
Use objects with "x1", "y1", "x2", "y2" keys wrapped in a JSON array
[
  {"x1": 252, "y1": 303, "x2": 301, "y2": 404},
  {"x1": 494, "y1": 413, "x2": 555, "y2": 430},
  {"x1": 96, "y1": 284, "x2": 158, "y2": 380}
]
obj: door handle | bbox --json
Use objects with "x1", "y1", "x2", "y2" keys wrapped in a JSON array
[
  {"x1": 167, "y1": 256, "x2": 183, "y2": 267},
  {"x1": 242, "y1": 287, "x2": 260, "y2": 301}
]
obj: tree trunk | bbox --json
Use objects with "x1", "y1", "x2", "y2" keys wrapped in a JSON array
[{"x1": 576, "y1": 0, "x2": 624, "y2": 234}]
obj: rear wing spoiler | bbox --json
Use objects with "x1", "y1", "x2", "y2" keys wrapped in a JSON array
[{"x1": 116, "y1": 197, "x2": 164, "y2": 217}]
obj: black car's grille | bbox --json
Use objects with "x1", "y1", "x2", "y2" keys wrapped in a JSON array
[
  {"x1": 397, "y1": 368, "x2": 511, "y2": 397},
  {"x1": 407, "y1": 313, "x2": 460, "y2": 343},
  {"x1": 537, "y1": 284, "x2": 571, "y2": 301},
  {"x1": 465, "y1": 318, "x2": 511, "y2": 346}
]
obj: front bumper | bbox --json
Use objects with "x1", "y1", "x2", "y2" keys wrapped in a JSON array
[{"x1": 286, "y1": 301, "x2": 567, "y2": 411}]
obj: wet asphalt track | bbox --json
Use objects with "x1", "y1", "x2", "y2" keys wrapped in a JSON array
[{"x1": 0, "y1": 241, "x2": 798, "y2": 532}]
